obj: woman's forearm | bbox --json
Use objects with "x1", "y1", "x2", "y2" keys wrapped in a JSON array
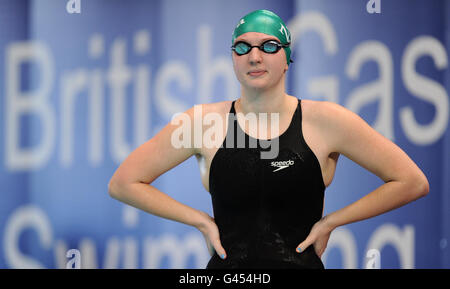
[
  {"x1": 108, "y1": 182, "x2": 206, "y2": 229},
  {"x1": 324, "y1": 180, "x2": 428, "y2": 230}
]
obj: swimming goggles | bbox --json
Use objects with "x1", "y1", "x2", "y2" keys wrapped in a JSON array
[{"x1": 231, "y1": 40, "x2": 291, "y2": 56}]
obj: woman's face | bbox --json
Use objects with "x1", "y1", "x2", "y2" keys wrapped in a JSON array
[{"x1": 232, "y1": 32, "x2": 289, "y2": 91}]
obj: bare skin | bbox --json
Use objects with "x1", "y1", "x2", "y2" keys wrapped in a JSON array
[{"x1": 108, "y1": 32, "x2": 429, "y2": 262}]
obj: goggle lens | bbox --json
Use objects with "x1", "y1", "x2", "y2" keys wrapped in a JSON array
[
  {"x1": 262, "y1": 41, "x2": 279, "y2": 53},
  {"x1": 234, "y1": 42, "x2": 251, "y2": 55}
]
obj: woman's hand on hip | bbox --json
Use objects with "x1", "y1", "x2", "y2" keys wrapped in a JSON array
[
  {"x1": 196, "y1": 211, "x2": 227, "y2": 259},
  {"x1": 295, "y1": 215, "x2": 335, "y2": 258}
]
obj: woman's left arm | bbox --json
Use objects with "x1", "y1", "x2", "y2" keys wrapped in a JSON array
[{"x1": 296, "y1": 101, "x2": 429, "y2": 257}]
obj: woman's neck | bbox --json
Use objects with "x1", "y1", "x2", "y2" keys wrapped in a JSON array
[{"x1": 238, "y1": 81, "x2": 290, "y2": 115}]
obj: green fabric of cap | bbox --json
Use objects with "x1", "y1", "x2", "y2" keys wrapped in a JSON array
[{"x1": 232, "y1": 9, "x2": 292, "y2": 65}]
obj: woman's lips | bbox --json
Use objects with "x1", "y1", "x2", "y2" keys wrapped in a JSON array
[{"x1": 248, "y1": 70, "x2": 266, "y2": 77}]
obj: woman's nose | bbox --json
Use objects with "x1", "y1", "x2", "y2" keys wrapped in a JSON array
[{"x1": 248, "y1": 47, "x2": 262, "y2": 64}]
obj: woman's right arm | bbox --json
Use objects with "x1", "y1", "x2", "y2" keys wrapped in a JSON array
[
  {"x1": 107, "y1": 105, "x2": 227, "y2": 259},
  {"x1": 108, "y1": 105, "x2": 205, "y2": 228}
]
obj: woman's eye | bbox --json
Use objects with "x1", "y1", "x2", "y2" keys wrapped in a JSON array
[
  {"x1": 263, "y1": 43, "x2": 278, "y2": 52},
  {"x1": 235, "y1": 43, "x2": 249, "y2": 53}
]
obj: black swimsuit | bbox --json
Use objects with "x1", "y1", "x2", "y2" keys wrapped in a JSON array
[{"x1": 207, "y1": 98, "x2": 325, "y2": 269}]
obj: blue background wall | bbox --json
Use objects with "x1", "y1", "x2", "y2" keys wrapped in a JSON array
[{"x1": 0, "y1": 0, "x2": 448, "y2": 268}]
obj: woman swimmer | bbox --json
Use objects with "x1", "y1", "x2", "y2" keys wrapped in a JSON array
[{"x1": 108, "y1": 9, "x2": 429, "y2": 269}]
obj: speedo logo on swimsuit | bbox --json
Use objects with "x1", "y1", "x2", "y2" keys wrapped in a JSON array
[{"x1": 271, "y1": 160, "x2": 294, "y2": 172}]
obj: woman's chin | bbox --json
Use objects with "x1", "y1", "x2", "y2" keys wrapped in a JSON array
[{"x1": 243, "y1": 81, "x2": 271, "y2": 91}]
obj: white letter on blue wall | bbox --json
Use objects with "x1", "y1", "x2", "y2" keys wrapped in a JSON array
[
  {"x1": 4, "y1": 205, "x2": 53, "y2": 268},
  {"x1": 6, "y1": 41, "x2": 55, "y2": 171},
  {"x1": 346, "y1": 41, "x2": 394, "y2": 140},
  {"x1": 401, "y1": 36, "x2": 448, "y2": 145},
  {"x1": 287, "y1": 12, "x2": 339, "y2": 103}
]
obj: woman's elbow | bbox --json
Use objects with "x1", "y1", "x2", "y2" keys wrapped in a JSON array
[
  {"x1": 410, "y1": 173, "x2": 430, "y2": 199},
  {"x1": 108, "y1": 176, "x2": 126, "y2": 200},
  {"x1": 418, "y1": 175, "x2": 430, "y2": 197}
]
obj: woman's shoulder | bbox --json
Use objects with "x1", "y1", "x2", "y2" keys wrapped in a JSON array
[
  {"x1": 300, "y1": 99, "x2": 346, "y2": 121},
  {"x1": 301, "y1": 98, "x2": 377, "y2": 144},
  {"x1": 194, "y1": 100, "x2": 234, "y2": 116},
  {"x1": 300, "y1": 99, "x2": 364, "y2": 135}
]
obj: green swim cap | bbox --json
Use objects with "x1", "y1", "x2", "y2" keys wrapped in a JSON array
[{"x1": 232, "y1": 9, "x2": 292, "y2": 65}]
